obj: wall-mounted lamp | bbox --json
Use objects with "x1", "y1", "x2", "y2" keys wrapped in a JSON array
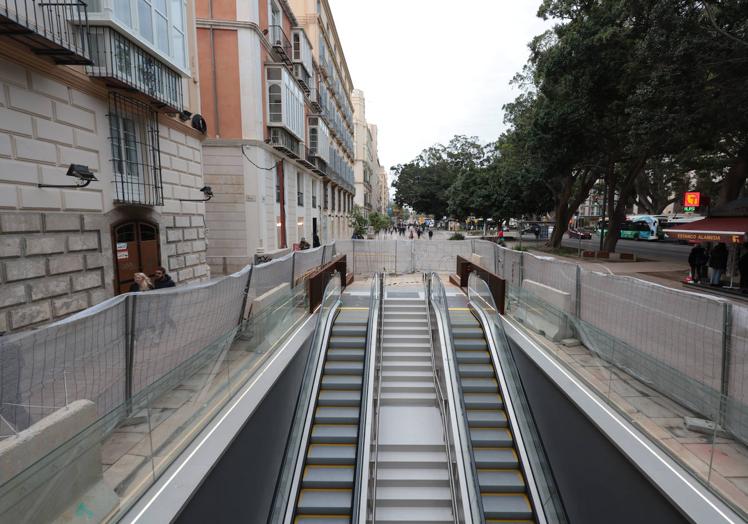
[
  {"x1": 38, "y1": 164, "x2": 97, "y2": 189},
  {"x1": 178, "y1": 186, "x2": 214, "y2": 202}
]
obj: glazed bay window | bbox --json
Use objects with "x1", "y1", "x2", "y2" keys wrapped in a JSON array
[
  {"x1": 108, "y1": 93, "x2": 163, "y2": 205},
  {"x1": 90, "y1": 0, "x2": 188, "y2": 70}
]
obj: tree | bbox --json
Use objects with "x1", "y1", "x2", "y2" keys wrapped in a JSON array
[
  {"x1": 368, "y1": 212, "x2": 391, "y2": 234},
  {"x1": 348, "y1": 205, "x2": 368, "y2": 238}
]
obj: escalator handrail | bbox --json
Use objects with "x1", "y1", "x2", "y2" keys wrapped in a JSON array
[
  {"x1": 426, "y1": 272, "x2": 484, "y2": 523},
  {"x1": 353, "y1": 272, "x2": 382, "y2": 523},
  {"x1": 367, "y1": 273, "x2": 385, "y2": 523},
  {"x1": 268, "y1": 272, "x2": 343, "y2": 524},
  {"x1": 467, "y1": 272, "x2": 556, "y2": 524}
]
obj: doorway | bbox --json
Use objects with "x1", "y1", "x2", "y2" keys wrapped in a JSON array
[
  {"x1": 113, "y1": 221, "x2": 161, "y2": 294},
  {"x1": 312, "y1": 217, "x2": 318, "y2": 245}
]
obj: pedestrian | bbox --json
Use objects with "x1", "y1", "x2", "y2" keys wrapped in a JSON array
[
  {"x1": 417, "y1": 229, "x2": 422, "y2": 239},
  {"x1": 299, "y1": 237, "x2": 310, "y2": 250},
  {"x1": 409, "y1": 229, "x2": 414, "y2": 240},
  {"x1": 313, "y1": 234, "x2": 320, "y2": 248},
  {"x1": 153, "y1": 267, "x2": 176, "y2": 289},
  {"x1": 709, "y1": 242, "x2": 728, "y2": 286},
  {"x1": 688, "y1": 244, "x2": 707, "y2": 283},
  {"x1": 130, "y1": 272, "x2": 154, "y2": 292},
  {"x1": 701, "y1": 243, "x2": 711, "y2": 282},
  {"x1": 739, "y1": 244, "x2": 748, "y2": 293},
  {"x1": 428, "y1": 229, "x2": 433, "y2": 240},
  {"x1": 533, "y1": 224, "x2": 541, "y2": 241}
]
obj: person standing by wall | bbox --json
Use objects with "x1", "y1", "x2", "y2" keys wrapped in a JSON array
[
  {"x1": 739, "y1": 244, "x2": 748, "y2": 293},
  {"x1": 709, "y1": 243, "x2": 728, "y2": 286}
]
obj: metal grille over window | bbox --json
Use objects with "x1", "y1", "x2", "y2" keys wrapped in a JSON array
[{"x1": 108, "y1": 93, "x2": 164, "y2": 206}]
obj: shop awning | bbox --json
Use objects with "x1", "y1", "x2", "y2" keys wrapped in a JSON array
[{"x1": 664, "y1": 217, "x2": 748, "y2": 244}]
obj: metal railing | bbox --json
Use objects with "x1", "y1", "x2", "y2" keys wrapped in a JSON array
[
  {"x1": 0, "y1": 0, "x2": 90, "y2": 64},
  {"x1": 268, "y1": 24, "x2": 292, "y2": 64},
  {"x1": 367, "y1": 273, "x2": 386, "y2": 522},
  {"x1": 268, "y1": 127, "x2": 301, "y2": 159}
]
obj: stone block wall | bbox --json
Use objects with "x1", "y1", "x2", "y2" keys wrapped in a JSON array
[
  {"x1": 0, "y1": 211, "x2": 113, "y2": 333},
  {"x1": 162, "y1": 213, "x2": 209, "y2": 282}
]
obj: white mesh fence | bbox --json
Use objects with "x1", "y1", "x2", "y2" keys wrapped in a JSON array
[
  {"x1": 728, "y1": 304, "x2": 748, "y2": 440},
  {"x1": 0, "y1": 245, "x2": 335, "y2": 435},
  {"x1": 473, "y1": 240, "x2": 498, "y2": 274},
  {"x1": 414, "y1": 239, "x2": 472, "y2": 273},
  {"x1": 294, "y1": 246, "x2": 324, "y2": 282}
]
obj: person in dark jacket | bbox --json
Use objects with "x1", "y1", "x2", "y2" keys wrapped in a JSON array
[
  {"x1": 688, "y1": 244, "x2": 708, "y2": 283},
  {"x1": 739, "y1": 244, "x2": 748, "y2": 293},
  {"x1": 299, "y1": 237, "x2": 311, "y2": 250},
  {"x1": 153, "y1": 267, "x2": 176, "y2": 289},
  {"x1": 709, "y1": 243, "x2": 729, "y2": 286},
  {"x1": 313, "y1": 234, "x2": 321, "y2": 248}
]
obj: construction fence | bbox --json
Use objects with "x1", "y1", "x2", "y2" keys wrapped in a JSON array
[{"x1": 0, "y1": 243, "x2": 337, "y2": 435}]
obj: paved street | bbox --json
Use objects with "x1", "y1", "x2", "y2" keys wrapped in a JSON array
[{"x1": 556, "y1": 234, "x2": 691, "y2": 263}]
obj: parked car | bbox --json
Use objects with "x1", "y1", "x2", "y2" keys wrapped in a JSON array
[{"x1": 568, "y1": 228, "x2": 592, "y2": 239}]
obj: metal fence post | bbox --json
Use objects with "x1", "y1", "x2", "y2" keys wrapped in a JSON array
[
  {"x1": 290, "y1": 251, "x2": 297, "y2": 287},
  {"x1": 238, "y1": 266, "x2": 253, "y2": 326},
  {"x1": 352, "y1": 239, "x2": 356, "y2": 275},
  {"x1": 719, "y1": 303, "x2": 733, "y2": 427},
  {"x1": 124, "y1": 294, "x2": 137, "y2": 412},
  {"x1": 575, "y1": 265, "x2": 582, "y2": 318},
  {"x1": 410, "y1": 239, "x2": 415, "y2": 273}
]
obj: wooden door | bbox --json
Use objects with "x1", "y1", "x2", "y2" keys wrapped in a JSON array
[{"x1": 113, "y1": 221, "x2": 161, "y2": 294}]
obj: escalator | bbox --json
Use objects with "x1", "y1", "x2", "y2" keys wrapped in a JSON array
[
  {"x1": 271, "y1": 274, "x2": 380, "y2": 524},
  {"x1": 448, "y1": 306, "x2": 536, "y2": 521},
  {"x1": 292, "y1": 305, "x2": 369, "y2": 520}
]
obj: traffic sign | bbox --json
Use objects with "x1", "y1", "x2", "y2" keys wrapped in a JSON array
[{"x1": 684, "y1": 192, "x2": 701, "y2": 207}]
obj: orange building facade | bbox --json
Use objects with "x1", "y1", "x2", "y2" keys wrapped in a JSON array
[{"x1": 197, "y1": 0, "x2": 356, "y2": 273}]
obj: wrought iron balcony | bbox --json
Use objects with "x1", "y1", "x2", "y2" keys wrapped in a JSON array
[
  {"x1": 308, "y1": 86, "x2": 322, "y2": 113},
  {"x1": 293, "y1": 63, "x2": 311, "y2": 94},
  {"x1": 0, "y1": 0, "x2": 90, "y2": 64},
  {"x1": 87, "y1": 26, "x2": 183, "y2": 112},
  {"x1": 308, "y1": 150, "x2": 327, "y2": 177},
  {"x1": 268, "y1": 25, "x2": 291, "y2": 65},
  {"x1": 268, "y1": 127, "x2": 300, "y2": 159},
  {"x1": 296, "y1": 145, "x2": 315, "y2": 170}
]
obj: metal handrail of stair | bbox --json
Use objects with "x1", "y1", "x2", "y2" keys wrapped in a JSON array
[
  {"x1": 468, "y1": 271, "x2": 562, "y2": 524},
  {"x1": 425, "y1": 272, "x2": 481, "y2": 523},
  {"x1": 367, "y1": 272, "x2": 386, "y2": 523},
  {"x1": 268, "y1": 272, "x2": 343, "y2": 524},
  {"x1": 353, "y1": 272, "x2": 382, "y2": 523}
]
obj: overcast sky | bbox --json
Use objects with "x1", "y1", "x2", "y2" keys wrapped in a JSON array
[{"x1": 328, "y1": 0, "x2": 552, "y2": 176}]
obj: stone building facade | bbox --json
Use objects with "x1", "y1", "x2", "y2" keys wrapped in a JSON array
[{"x1": 0, "y1": 0, "x2": 209, "y2": 333}]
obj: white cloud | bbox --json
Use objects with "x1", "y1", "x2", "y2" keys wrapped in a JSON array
[{"x1": 328, "y1": 0, "x2": 552, "y2": 172}]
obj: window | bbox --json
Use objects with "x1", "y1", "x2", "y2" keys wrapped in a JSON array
[
  {"x1": 323, "y1": 184, "x2": 328, "y2": 209},
  {"x1": 297, "y1": 173, "x2": 304, "y2": 206},
  {"x1": 108, "y1": 93, "x2": 162, "y2": 205},
  {"x1": 276, "y1": 167, "x2": 282, "y2": 203},
  {"x1": 268, "y1": 84, "x2": 282, "y2": 123},
  {"x1": 331, "y1": 188, "x2": 335, "y2": 211},
  {"x1": 312, "y1": 180, "x2": 317, "y2": 208},
  {"x1": 109, "y1": 0, "x2": 187, "y2": 68}
]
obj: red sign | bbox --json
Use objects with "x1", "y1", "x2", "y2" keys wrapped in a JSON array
[{"x1": 684, "y1": 192, "x2": 701, "y2": 207}]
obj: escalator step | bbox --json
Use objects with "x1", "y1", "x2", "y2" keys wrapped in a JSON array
[
  {"x1": 331, "y1": 325, "x2": 367, "y2": 337},
  {"x1": 456, "y1": 351, "x2": 491, "y2": 364},
  {"x1": 311, "y1": 424, "x2": 358, "y2": 444},
  {"x1": 326, "y1": 349, "x2": 365, "y2": 361},
  {"x1": 315, "y1": 406, "x2": 360, "y2": 424},
  {"x1": 451, "y1": 327, "x2": 484, "y2": 338},
  {"x1": 322, "y1": 375, "x2": 362, "y2": 389},
  {"x1": 302, "y1": 465, "x2": 355, "y2": 488},
  {"x1": 328, "y1": 337, "x2": 366, "y2": 349},
  {"x1": 458, "y1": 363, "x2": 495, "y2": 377},
  {"x1": 461, "y1": 378, "x2": 498, "y2": 392},
  {"x1": 474, "y1": 448, "x2": 519, "y2": 468},
  {"x1": 318, "y1": 389, "x2": 361, "y2": 406},
  {"x1": 467, "y1": 409, "x2": 507, "y2": 428},
  {"x1": 478, "y1": 469, "x2": 526, "y2": 492},
  {"x1": 481, "y1": 493, "x2": 533, "y2": 520},
  {"x1": 307, "y1": 444, "x2": 356, "y2": 465},
  {"x1": 324, "y1": 361, "x2": 364, "y2": 374},
  {"x1": 464, "y1": 393, "x2": 503, "y2": 409},
  {"x1": 454, "y1": 339, "x2": 488, "y2": 351},
  {"x1": 295, "y1": 517, "x2": 351, "y2": 524},
  {"x1": 296, "y1": 488, "x2": 352, "y2": 514},
  {"x1": 470, "y1": 427, "x2": 513, "y2": 447},
  {"x1": 449, "y1": 317, "x2": 480, "y2": 328}
]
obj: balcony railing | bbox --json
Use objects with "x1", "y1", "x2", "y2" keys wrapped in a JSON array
[
  {"x1": 87, "y1": 26, "x2": 183, "y2": 111},
  {"x1": 0, "y1": 0, "x2": 90, "y2": 64},
  {"x1": 268, "y1": 25, "x2": 292, "y2": 65},
  {"x1": 308, "y1": 86, "x2": 322, "y2": 113},
  {"x1": 309, "y1": 151, "x2": 327, "y2": 177},
  {"x1": 293, "y1": 63, "x2": 311, "y2": 94},
  {"x1": 268, "y1": 127, "x2": 300, "y2": 159}
]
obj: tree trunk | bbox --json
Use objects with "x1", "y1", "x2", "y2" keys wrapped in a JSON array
[
  {"x1": 603, "y1": 158, "x2": 646, "y2": 253},
  {"x1": 549, "y1": 175, "x2": 575, "y2": 248},
  {"x1": 719, "y1": 145, "x2": 748, "y2": 204}
]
